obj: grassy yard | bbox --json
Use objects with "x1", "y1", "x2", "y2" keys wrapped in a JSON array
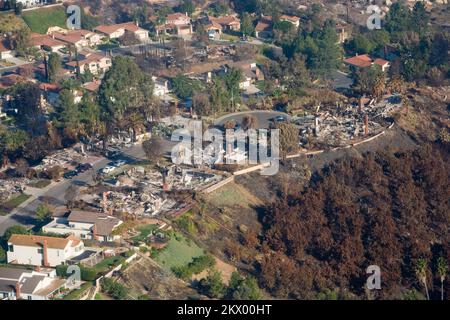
[
  {"x1": 28, "y1": 180, "x2": 52, "y2": 189},
  {"x1": 154, "y1": 232, "x2": 204, "y2": 271},
  {"x1": 62, "y1": 282, "x2": 93, "y2": 300},
  {"x1": 0, "y1": 193, "x2": 31, "y2": 216},
  {"x1": 131, "y1": 224, "x2": 160, "y2": 243},
  {"x1": 206, "y1": 182, "x2": 261, "y2": 208},
  {"x1": 22, "y1": 6, "x2": 67, "y2": 34},
  {"x1": 93, "y1": 255, "x2": 125, "y2": 273}
]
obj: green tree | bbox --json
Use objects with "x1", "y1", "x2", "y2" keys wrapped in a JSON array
[
  {"x1": 171, "y1": 74, "x2": 201, "y2": 99},
  {"x1": 58, "y1": 89, "x2": 82, "y2": 141},
  {"x1": 178, "y1": 0, "x2": 195, "y2": 17},
  {"x1": 348, "y1": 34, "x2": 374, "y2": 54},
  {"x1": 436, "y1": 257, "x2": 447, "y2": 301},
  {"x1": 227, "y1": 272, "x2": 262, "y2": 300},
  {"x1": 411, "y1": 1, "x2": 429, "y2": 36},
  {"x1": 0, "y1": 125, "x2": 27, "y2": 167},
  {"x1": 415, "y1": 258, "x2": 430, "y2": 300},
  {"x1": 47, "y1": 52, "x2": 61, "y2": 83},
  {"x1": 35, "y1": 203, "x2": 53, "y2": 223},
  {"x1": 240, "y1": 12, "x2": 254, "y2": 36},
  {"x1": 200, "y1": 269, "x2": 225, "y2": 298},
  {"x1": 11, "y1": 27, "x2": 30, "y2": 57},
  {"x1": 223, "y1": 67, "x2": 242, "y2": 112},
  {"x1": 98, "y1": 56, "x2": 154, "y2": 119},
  {"x1": 2, "y1": 225, "x2": 28, "y2": 242}
]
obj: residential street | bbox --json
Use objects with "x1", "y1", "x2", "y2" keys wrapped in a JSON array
[{"x1": 0, "y1": 142, "x2": 147, "y2": 236}]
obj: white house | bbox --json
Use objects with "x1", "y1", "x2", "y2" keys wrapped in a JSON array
[
  {"x1": 7, "y1": 234, "x2": 85, "y2": 267},
  {"x1": 43, "y1": 210, "x2": 123, "y2": 242},
  {"x1": 0, "y1": 267, "x2": 67, "y2": 300}
]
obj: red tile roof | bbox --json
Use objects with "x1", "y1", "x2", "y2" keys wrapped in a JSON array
[
  {"x1": 66, "y1": 53, "x2": 108, "y2": 68},
  {"x1": 167, "y1": 12, "x2": 188, "y2": 21},
  {"x1": 30, "y1": 33, "x2": 65, "y2": 48},
  {"x1": 280, "y1": 15, "x2": 300, "y2": 23},
  {"x1": 210, "y1": 15, "x2": 240, "y2": 26},
  {"x1": 255, "y1": 16, "x2": 273, "y2": 32},
  {"x1": 95, "y1": 22, "x2": 144, "y2": 35},
  {"x1": 8, "y1": 234, "x2": 81, "y2": 249},
  {"x1": 343, "y1": 54, "x2": 373, "y2": 68}
]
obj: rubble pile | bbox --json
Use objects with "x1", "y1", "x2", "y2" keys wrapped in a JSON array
[
  {"x1": 103, "y1": 165, "x2": 224, "y2": 217},
  {"x1": 0, "y1": 178, "x2": 29, "y2": 202},
  {"x1": 296, "y1": 96, "x2": 401, "y2": 148},
  {"x1": 33, "y1": 148, "x2": 86, "y2": 171}
]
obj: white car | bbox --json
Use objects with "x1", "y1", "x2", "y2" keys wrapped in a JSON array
[
  {"x1": 112, "y1": 159, "x2": 127, "y2": 167},
  {"x1": 101, "y1": 166, "x2": 115, "y2": 174}
]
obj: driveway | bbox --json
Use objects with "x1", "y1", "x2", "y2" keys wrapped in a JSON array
[
  {"x1": 331, "y1": 70, "x2": 353, "y2": 90},
  {"x1": 214, "y1": 111, "x2": 291, "y2": 129}
]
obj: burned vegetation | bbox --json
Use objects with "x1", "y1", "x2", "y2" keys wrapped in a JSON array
[{"x1": 256, "y1": 143, "x2": 449, "y2": 299}]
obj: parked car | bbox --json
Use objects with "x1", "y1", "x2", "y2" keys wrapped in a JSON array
[
  {"x1": 76, "y1": 163, "x2": 93, "y2": 173},
  {"x1": 63, "y1": 170, "x2": 78, "y2": 179},
  {"x1": 100, "y1": 166, "x2": 115, "y2": 174},
  {"x1": 111, "y1": 159, "x2": 127, "y2": 167}
]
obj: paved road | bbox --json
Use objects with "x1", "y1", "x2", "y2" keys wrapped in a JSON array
[
  {"x1": 331, "y1": 70, "x2": 353, "y2": 90},
  {"x1": 0, "y1": 142, "x2": 147, "y2": 236},
  {"x1": 214, "y1": 111, "x2": 291, "y2": 129}
]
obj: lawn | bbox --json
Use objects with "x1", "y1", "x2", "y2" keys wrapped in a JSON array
[
  {"x1": 206, "y1": 182, "x2": 261, "y2": 208},
  {"x1": 93, "y1": 255, "x2": 125, "y2": 273},
  {"x1": 154, "y1": 233, "x2": 204, "y2": 271},
  {"x1": 28, "y1": 180, "x2": 51, "y2": 189},
  {"x1": 22, "y1": 6, "x2": 67, "y2": 34},
  {"x1": 0, "y1": 193, "x2": 31, "y2": 216},
  {"x1": 62, "y1": 282, "x2": 93, "y2": 300},
  {"x1": 131, "y1": 224, "x2": 160, "y2": 243}
]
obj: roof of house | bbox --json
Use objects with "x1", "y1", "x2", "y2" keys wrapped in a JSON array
[
  {"x1": 95, "y1": 22, "x2": 145, "y2": 35},
  {"x1": 204, "y1": 21, "x2": 222, "y2": 31},
  {"x1": 8, "y1": 234, "x2": 81, "y2": 250},
  {"x1": 344, "y1": 54, "x2": 390, "y2": 68},
  {"x1": 255, "y1": 16, "x2": 273, "y2": 32},
  {"x1": 68, "y1": 210, "x2": 122, "y2": 236},
  {"x1": 0, "y1": 267, "x2": 25, "y2": 281},
  {"x1": 210, "y1": 15, "x2": 240, "y2": 26},
  {"x1": 280, "y1": 15, "x2": 300, "y2": 23},
  {"x1": 66, "y1": 53, "x2": 109, "y2": 68},
  {"x1": 52, "y1": 30, "x2": 92, "y2": 45},
  {"x1": 0, "y1": 74, "x2": 28, "y2": 89},
  {"x1": 83, "y1": 81, "x2": 101, "y2": 92},
  {"x1": 0, "y1": 267, "x2": 66, "y2": 297},
  {"x1": 166, "y1": 12, "x2": 189, "y2": 21},
  {"x1": 40, "y1": 83, "x2": 62, "y2": 92},
  {"x1": 30, "y1": 33, "x2": 65, "y2": 48},
  {"x1": 373, "y1": 58, "x2": 390, "y2": 67},
  {"x1": 343, "y1": 54, "x2": 374, "y2": 68},
  {"x1": 0, "y1": 279, "x2": 15, "y2": 293}
]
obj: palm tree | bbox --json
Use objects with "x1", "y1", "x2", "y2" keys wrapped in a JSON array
[
  {"x1": 415, "y1": 258, "x2": 430, "y2": 300},
  {"x1": 436, "y1": 257, "x2": 447, "y2": 301}
]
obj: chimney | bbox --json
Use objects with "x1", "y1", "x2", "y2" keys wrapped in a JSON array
[
  {"x1": 92, "y1": 224, "x2": 97, "y2": 240},
  {"x1": 364, "y1": 114, "x2": 369, "y2": 136},
  {"x1": 315, "y1": 116, "x2": 320, "y2": 135},
  {"x1": 15, "y1": 282, "x2": 21, "y2": 300},
  {"x1": 227, "y1": 143, "x2": 232, "y2": 155},
  {"x1": 42, "y1": 240, "x2": 49, "y2": 267},
  {"x1": 359, "y1": 97, "x2": 364, "y2": 112}
]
